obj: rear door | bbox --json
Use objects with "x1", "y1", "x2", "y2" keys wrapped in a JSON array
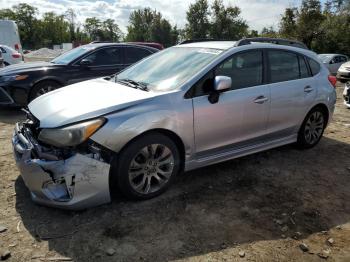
[
  {"x1": 266, "y1": 49, "x2": 316, "y2": 138},
  {"x1": 67, "y1": 46, "x2": 125, "y2": 84},
  {"x1": 192, "y1": 50, "x2": 271, "y2": 157}
]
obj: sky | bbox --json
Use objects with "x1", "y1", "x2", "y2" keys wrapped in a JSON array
[{"x1": 0, "y1": 0, "x2": 318, "y2": 33}]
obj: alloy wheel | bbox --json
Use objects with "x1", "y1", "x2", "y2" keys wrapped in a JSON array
[
  {"x1": 35, "y1": 85, "x2": 57, "y2": 98},
  {"x1": 128, "y1": 144, "x2": 175, "y2": 195},
  {"x1": 304, "y1": 111, "x2": 324, "y2": 145}
]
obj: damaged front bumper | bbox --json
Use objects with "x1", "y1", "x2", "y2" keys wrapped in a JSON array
[{"x1": 12, "y1": 123, "x2": 111, "y2": 210}]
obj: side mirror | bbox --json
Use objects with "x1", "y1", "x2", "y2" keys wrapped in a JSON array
[
  {"x1": 214, "y1": 76, "x2": 232, "y2": 91},
  {"x1": 208, "y1": 76, "x2": 232, "y2": 104},
  {"x1": 80, "y1": 59, "x2": 92, "y2": 67}
]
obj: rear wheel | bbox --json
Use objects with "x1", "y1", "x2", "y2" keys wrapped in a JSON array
[
  {"x1": 113, "y1": 133, "x2": 180, "y2": 200},
  {"x1": 29, "y1": 80, "x2": 61, "y2": 101},
  {"x1": 297, "y1": 107, "x2": 326, "y2": 149}
]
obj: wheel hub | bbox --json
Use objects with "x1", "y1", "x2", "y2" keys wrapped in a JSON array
[{"x1": 128, "y1": 144, "x2": 175, "y2": 194}]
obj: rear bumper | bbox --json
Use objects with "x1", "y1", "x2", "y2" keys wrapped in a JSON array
[
  {"x1": 336, "y1": 71, "x2": 350, "y2": 82},
  {"x1": 12, "y1": 123, "x2": 111, "y2": 210}
]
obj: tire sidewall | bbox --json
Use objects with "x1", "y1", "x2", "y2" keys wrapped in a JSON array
[
  {"x1": 29, "y1": 81, "x2": 61, "y2": 102},
  {"x1": 297, "y1": 107, "x2": 326, "y2": 149},
  {"x1": 114, "y1": 133, "x2": 181, "y2": 200}
]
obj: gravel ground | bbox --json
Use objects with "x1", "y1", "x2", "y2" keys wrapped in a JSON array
[{"x1": 0, "y1": 84, "x2": 349, "y2": 262}]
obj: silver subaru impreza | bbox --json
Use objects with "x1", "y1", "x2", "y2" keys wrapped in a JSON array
[{"x1": 12, "y1": 39, "x2": 337, "y2": 210}]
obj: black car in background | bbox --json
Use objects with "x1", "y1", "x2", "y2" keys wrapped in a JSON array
[{"x1": 0, "y1": 43, "x2": 158, "y2": 106}]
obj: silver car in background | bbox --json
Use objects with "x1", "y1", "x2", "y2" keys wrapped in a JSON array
[
  {"x1": 318, "y1": 53, "x2": 348, "y2": 75},
  {"x1": 12, "y1": 39, "x2": 337, "y2": 210}
]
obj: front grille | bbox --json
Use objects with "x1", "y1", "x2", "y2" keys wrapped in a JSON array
[{"x1": 0, "y1": 87, "x2": 13, "y2": 104}]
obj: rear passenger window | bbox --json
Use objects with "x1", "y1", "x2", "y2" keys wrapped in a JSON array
[
  {"x1": 268, "y1": 50, "x2": 299, "y2": 83},
  {"x1": 125, "y1": 47, "x2": 152, "y2": 64},
  {"x1": 299, "y1": 56, "x2": 310, "y2": 78},
  {"x1": 308, "y1": 58, "x2": 321, "y2": 76},
  {"x1": 215, "y1": 50, "x2": 263, "y2": 90}
]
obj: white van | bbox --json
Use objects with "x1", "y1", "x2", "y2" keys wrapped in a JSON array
[{"x1": 0, "y1": 20, "x2": 23, "y2": 55}]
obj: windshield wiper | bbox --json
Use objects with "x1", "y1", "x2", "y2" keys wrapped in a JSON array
[{"x1": 116, "y1": 78, "x2": 149, "y2": 91}]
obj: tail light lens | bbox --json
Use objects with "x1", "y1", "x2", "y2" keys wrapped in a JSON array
[
  {"x1": 12, "y1": 53, "x2": 21, "y2": 59},
  {"x1": 14, "y1": 43, "x2": 20, "y2": 51},
  {"x1": 328, "y1": 75, "x2": 337, "y2": 88}
]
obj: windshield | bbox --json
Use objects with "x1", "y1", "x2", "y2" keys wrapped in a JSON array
[
  {"x1": 116, "y1": 47, "x2": 223, "y2": 91},
  {"x1": 318, "y1": 54, "x2": 333, "y2": 63},
  {"x1": 51, "y1": 46, "x2": 95, "y2": 65}
]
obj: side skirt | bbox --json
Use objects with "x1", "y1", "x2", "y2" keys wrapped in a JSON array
[{"x1": 184, "y1": 134, "x2": 297, "y2": 172}]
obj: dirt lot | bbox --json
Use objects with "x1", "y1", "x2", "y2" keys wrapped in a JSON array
[{"x1": 0, "y1": 85, "x2": 349, "y2": 262}]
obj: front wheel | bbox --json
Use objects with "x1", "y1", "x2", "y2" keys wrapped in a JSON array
[
  {"x1": 29, "y1": 80, "x2": 61, "y2": 102},
  {"x1": 297, "y1": 107, "x2": 326, "y2": 149},
  {"x1": 113, "y1": 133, "x2": 180, "y2": 200}
]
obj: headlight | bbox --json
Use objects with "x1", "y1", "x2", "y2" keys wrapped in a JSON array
[
  {"x1": 38, "y1": 118, "x2": 105, "y2": 147},
  {"x1": 1, "y1": 74, "x2": 28, "y2": 82}
]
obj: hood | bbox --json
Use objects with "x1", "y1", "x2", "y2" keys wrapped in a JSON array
[
  {"x1": 29, "y1": 78, "x2": 157, "y2": 128},
  {"x1": 0, "y1": 61, "x2": 56, "y2": 75},
  {"x1": 339, "y1": 61, "x2": 350, "y2": 68}
]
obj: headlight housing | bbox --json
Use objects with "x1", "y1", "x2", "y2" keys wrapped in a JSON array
[
  {"x1": 38, "y1": 118, "x2": 105, "y2": 147},
  {"x1": 0, "y1": 75, "x2": 28, "y2": 82}
]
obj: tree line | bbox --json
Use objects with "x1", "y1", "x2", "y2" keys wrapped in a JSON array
[{"x1": 0, "y1": 0, "x2": 350, "y2": 55}]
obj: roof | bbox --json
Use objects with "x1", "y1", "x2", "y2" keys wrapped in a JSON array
[
  {"x1": 176, "y1": 40, "x2": 318, "y2": 60},
  {"x1": 84, "y1": 42, "x2": 159, "y2": 52},
  {"x1": 177, "y1": 41, "x2": 236, "y2": 50}
]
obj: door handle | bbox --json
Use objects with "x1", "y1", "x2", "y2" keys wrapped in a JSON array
[
  {"x1": 304, "y1": 86, "x2": 314, "y2": 93},
  {"x1": 254, "y1": 96, "x2": 268, "y2": 104}
]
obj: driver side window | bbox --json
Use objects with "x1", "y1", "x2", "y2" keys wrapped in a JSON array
[
  {"x1": 192, "y1": 50, "x2": 263, "y2": 97},
  {"x1": 215, "y1": 50, "x2": 263, "y2": 90}
]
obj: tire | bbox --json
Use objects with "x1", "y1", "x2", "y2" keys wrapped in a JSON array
[
  {"x1": 297, "y1": 107, "x2": 327, "y2": 149},
  {"x1": 29, "y1": 80, "x2": 61, "y2": 102},
  {"x1": 113, "y1": 132, "x2": 180, "y2": 200}
]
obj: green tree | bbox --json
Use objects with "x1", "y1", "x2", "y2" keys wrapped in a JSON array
[
  {"x1": 11, "y1": 3, "x2": 41, "y2": 49},
  {"x1": 126, "y1": 8, "x2": 177, "y2": 47},
  {"x1": 84, "y1": 17, "x2": 102, "y2": 40},
  {"x1": 279, "y1": 7, "x2": 298, "y2": 38},
  {"x1": 185, "y1": 0, "x2": 210, "y2": 39},
  {"x1": 41, "y1": 12, "x2": 70, "y2": 46},
  {"x1": 126, "y1": 8, "x2": 154, "y2": 42},
  {"x1": 65, "y1": 8, "x2": 76, "y2": 41},
  {"x1": 209, "y1": 0, "x2": 248, "y2": 39},
  {"x1": 102, "y1": 19, "x2": 122, "y2": 41},
  {"x1": 0, "y1": 8, "x2": 16, "y2": 20},
  {"x1": 296, "y1": 0, "x2": 325, "y2": 48},
  {"x1": 260, "y1": 26, "x2": 279, "y2": 38}
]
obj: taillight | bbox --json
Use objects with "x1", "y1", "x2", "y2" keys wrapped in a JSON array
[
  {"x1": 14, "y1": 43, "x2": 20, "y2": 51},
  {"x1": 12, "y1": 53, "x2": 21, "y2": 59},
  {"x1": 328, "y1": 75, "x2": 337, "y2": 88}
]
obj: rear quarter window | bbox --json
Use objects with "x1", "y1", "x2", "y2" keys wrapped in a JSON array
[{"x1": 307, "y1": 58, "x2": 321, "y2": 76}]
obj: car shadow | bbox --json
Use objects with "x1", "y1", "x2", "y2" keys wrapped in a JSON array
[{"x1": 15, "y1": 136, "x2": 350, "y2": 261}]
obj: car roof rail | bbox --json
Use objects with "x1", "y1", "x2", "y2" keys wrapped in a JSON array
[
  {"x1": 234, "y1": 37, "x2": 308, "y2": 50},
  {"x1": 179, "y1": 38, "x2": 230, "y2": 45}
]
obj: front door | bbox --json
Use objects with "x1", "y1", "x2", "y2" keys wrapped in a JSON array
[
  {"x1": 67, "y1": 47, "x2": 125, "y2": 85},
  {"x1": 192, "y1": 50, "x2": 270, "y2": 158}
]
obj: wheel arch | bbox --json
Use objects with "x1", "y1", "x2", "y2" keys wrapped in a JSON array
[
  {"x1": 309, "y1": 103, "x2": 330, "y2": 126},
  {"x1": 28, "y1": 77, "x2": 65, "y2": 102},
  {"x1": 116, "y1": 128, "x2": 186, "y2": 173}
]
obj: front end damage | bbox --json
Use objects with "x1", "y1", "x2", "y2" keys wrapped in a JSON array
[{"x1": 12, "y1": 120, "x2": 111, "y2": 210}]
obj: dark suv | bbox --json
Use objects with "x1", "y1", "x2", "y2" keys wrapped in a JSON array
[{"x1": 0, "y1": 43, "x2": 158, "y2": 106}]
